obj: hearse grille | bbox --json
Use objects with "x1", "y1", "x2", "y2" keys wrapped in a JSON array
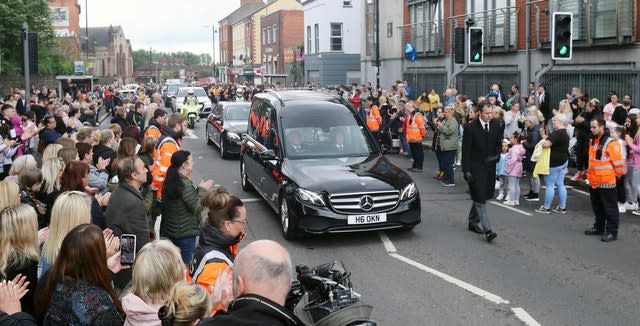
[{"x1": 329, "y1": 190, "x2": 399, "y2": 214}]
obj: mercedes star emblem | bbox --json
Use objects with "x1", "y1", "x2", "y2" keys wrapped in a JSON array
[{"x1": 359, "y1": 195, "x2": 374, "y2": 211}]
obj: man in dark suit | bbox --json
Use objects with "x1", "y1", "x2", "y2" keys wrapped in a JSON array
[
  {"x1": 286, "y1": 130, "x2": 306, "y2": 154},
  {"x1": 537, "y1": 85, "x2": 551, "y2": 126},
  {"x1": 15, "y1": 90, "x2": 27, "y2": 115},
  {"x1": 462, "y1": 103, "x2": 503, "y2": 242}
]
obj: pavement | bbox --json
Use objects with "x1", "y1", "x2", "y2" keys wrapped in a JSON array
[{"x1": 177, "y1": 120, "x2": 640, "y2": 326}]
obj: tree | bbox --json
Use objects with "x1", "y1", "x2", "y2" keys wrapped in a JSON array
[{"x1": 0, "y1": 0, "x2": 71, "y2": 74}]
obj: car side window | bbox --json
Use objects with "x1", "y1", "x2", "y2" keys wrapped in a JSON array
[
  {"x1": 248, "y1": 100, "x2": 262, "y2": 139},
  {"x1": 265, "y1": 106, "x2": 279, "y2": 152}
]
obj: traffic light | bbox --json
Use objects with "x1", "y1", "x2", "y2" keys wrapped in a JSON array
[
  {"x1": 467, "y1": 27, "x2": 483, "y2": 64},
  {"x1": 551, "y1": 12, "x2": 573, "y2": 60},
  {"x1": 28, "y1": 33, "x2": 38, "y2": 74}
]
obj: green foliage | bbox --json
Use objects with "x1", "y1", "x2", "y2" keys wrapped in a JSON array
[
  {"x1": 0, "y1": 0, "x2": 63, "y2": 74},
  {"x1": 132, "y1": 49, "x2": 213, "y2": 69}
]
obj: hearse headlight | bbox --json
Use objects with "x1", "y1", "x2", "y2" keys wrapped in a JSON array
[
  {"x1": 296, "y1": 188, "x2": 325, "y2": 206},
  {"x1": 400, "y1": 182, "x2": 417, "y2": 200},
  {"x1": 227, "y1": 132, "x2": 240, "y2": 141}
]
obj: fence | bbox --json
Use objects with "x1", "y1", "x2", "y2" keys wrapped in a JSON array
[
  {"x1": 402, "y1": 72, "x2": 447, "y2": 99},
  {"x1": 457, "y1": 72, "x2": 520, "y2": 102}
]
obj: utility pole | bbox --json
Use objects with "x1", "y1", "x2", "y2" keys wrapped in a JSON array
[
  {"x1": 374, "y1": 0, "x2": 380, "y2": 90},
  {"x1": 85, "y1": 0, "x2": 89, "y2": 60},
  {"x1": 212, "y1": 26, "x2": 216, "y2": 78},
  {"x1": 22, "y1": 23, "x2": 30, "y2": 103}
]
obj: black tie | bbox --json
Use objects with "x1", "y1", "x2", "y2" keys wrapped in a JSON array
[{"x1": 484, "y1": 123, "x2": 489, "y2": 132}]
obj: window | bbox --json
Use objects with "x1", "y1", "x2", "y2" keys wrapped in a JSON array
[
  {"x1": 409, "y1": 0, "x2": 443, "y2": 53},
  {"x1": 343, "y1": 0, "x2": 352, "y2": 7},
  {"x1": 387, "y1": 22, "x2": 393, "y2": 37},
  {"x1": 307, "y1": 26, "x2": 311, "y2": 53},
  {"x1": 262, "y1": 28, "x2": 267, "y2": 45},
  {"x1": 330, "y1": 23, "x2": 342, "y2": 52},
  {"x1": 314, "y1": 24, "x2": 319, "y2": 53},
  {"x1": 273, "y1": 25, "x2": 278, "y2": 43}
]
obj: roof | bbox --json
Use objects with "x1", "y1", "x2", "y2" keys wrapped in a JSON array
[
  {"x1": 220, "y1": 2, "x2": 267, "y2": 25},
  {"x1": 79, "y1": 26, "x2": 123, "y2": 47}
]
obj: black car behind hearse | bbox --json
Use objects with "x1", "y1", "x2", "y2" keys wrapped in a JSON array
[{"x1": 240, "y1": 90, "x2": 421, "y2": 239}]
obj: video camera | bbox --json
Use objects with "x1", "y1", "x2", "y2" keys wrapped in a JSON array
[{"x1": 286, "y1": 261, "x2": 375, "y2": 326}]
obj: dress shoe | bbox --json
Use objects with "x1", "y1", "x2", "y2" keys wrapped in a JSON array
[
  {"x1": 600, "y1": 233, "x2": 617, "y2": 242},
  {"x1": 584, "y1": 227, "x2": 604, "y2": 236},
  {"x1": 468, "y1": 223, "x2": 484, "y2": 234},
  {"x1": 485, "y1": 230, "x2": 497, "y2": 243}
]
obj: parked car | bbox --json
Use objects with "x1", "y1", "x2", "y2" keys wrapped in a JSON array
[
  {"x1": 240, "y1": 90, "x2": 421, "y2": 239},
  {"x1": 206, "y1": 101, "x2": 251, "y2": 158}
]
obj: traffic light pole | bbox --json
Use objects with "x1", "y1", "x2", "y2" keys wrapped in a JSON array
[
  {"x1": 535, "y1": 59, "x2": 555, "y2": 88},
  {"x1": 22, "y1": 23, "x2": 30, "y2": 104}
]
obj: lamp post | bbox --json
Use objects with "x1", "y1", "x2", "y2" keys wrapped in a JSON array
[
  {"x1": 202, "y1": 25, "x2": 218, "y2": 80},
  {"x1": 85, "y1": 0, "x2": 89, "y2": 60}
]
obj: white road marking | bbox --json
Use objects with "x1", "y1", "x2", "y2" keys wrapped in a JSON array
[
  {"x1": 240, "y1": 198, "x2": 262, "y2": 203},
  {"x1": 572, "y1": 188, "x2": 590, "y2": 196},
  {"x1": 488, "y1": 200, "x2": 533, "y2": 216},
  {"x1": 378, "y1": 232, "x2": 397, "y2": 253},
  {"x1": 184, "y1": 129, "x2": 199, "y2": 139},
  {"x1": 511, "y1": 307, "x2": 542, "y2": 326},
  {"x1": 541, "y1": 185, "x2": 573, "y2": 189},
  {"x1": 388, "y1": 252, "x2": 511, "y2": 305}
]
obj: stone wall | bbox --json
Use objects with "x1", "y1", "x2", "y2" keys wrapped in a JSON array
[{"x1": 0, "y1": 75, "x2": 59, "y2": 96}]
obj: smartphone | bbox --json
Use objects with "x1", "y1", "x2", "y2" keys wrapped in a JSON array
[{"x1": 120, "y1": 234, "x2": 136, "y2": 265}]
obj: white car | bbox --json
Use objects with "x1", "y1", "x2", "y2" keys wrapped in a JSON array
[{"x1": 173, "y1": 87, "x2": 212, "y2": 116}]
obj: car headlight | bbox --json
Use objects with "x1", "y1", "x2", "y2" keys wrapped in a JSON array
[
  {"x1": 399, "y1": 182, "x2": 417, "y2": 200},
  {"x1": 296, "y1": 188, "x2": 325, "y2": 206},
  {"x1": 227, "y1": 132, "x2": 240, "y2": 141}
]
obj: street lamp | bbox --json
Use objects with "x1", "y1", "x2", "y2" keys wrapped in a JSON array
[{"x1": 203, "y1": 25, "x2": 218, "y2": 79}]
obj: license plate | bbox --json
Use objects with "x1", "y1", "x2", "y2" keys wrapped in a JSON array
[{"x1": 347, "y1": 213, "x2": 387, "y2": 225}]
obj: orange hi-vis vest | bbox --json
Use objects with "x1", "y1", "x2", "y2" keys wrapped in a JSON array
[
  {"x1": 144, "y1": 125, "x2": 161, "y2": 140},
  {"x1": 405, "y1": 114, "x2": 426, "y2": 142},
  {"x1": 366, "y1": 105, "x2": 382, "y2": 131},
  {"x1": 587, "y1": 136, "x2": 625, "y2": 189},
  {"x1": 151, "y1": 136, "x2": 179, "y2": 199}
]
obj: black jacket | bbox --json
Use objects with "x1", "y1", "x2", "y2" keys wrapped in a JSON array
[
  {"x1": 105, "y1": 182, "x2": 149, "y2": 289},
  {"x1": 462, "y1": 118, "x2": 503, "y2": 203},
  {"x1": 201, "y1": 294, "x2": 304, "y2": 326},
  {"x1": 110, "y1": 116, "x2": 129, "y2": 132},
  {"x1": 0, "y1": 311, "x2": 37, "y2": 326},
  {"x1": 92, "y1": 144, "x2": 116, "y2": 173}
]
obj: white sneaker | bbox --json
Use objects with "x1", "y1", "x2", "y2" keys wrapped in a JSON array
[
  {"x1": 496, "y1": 192, "x2": 505, "y2": 201},
  {"x1": 625, "y1": 202, "x2": 638, "y2": 211},
  {"x1": 495, "y1": 181, "x2": 501, "y2": 190},
  {"x1": 618, "y1": 203, "x2": 626, "y2": 213}
]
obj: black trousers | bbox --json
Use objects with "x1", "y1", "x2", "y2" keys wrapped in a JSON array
[
  {"x1": 589, "y1": 187, "x2": 619, "y2": 235},
  {"x1": 575, "y1": 138, "x2": 589, "y2": 171},
  {"x1": 409, "y1": 142, "x2": 424, "y2": 169}
]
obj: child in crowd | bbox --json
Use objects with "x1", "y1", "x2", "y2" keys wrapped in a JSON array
[
  {"x1": 611, "y1": 126, "x2": 628, "y2": 213},
  {"x1": 496, "y1": 140, "x2": 509, "y2": 201},
  {"x1": 505, "y1": 132, "x2": 526, "y2": 206}
]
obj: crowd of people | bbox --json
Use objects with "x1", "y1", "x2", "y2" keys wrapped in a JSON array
[
  {"x1": 0, "y1": 85, "x2": 308, "y2": 325},
  {"x1": 336, "y1": 80, "x2": 635, "y2": 243}
]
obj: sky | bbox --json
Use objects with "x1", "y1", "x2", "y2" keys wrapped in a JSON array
[{"x1": 78, "y1": 0, "x2": 242, "y2": 61}]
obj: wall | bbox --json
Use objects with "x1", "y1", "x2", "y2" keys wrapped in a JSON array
[
  {"x1": 0, "y1": 75, "x2": 59, "y2": 96},
  {"x1": 252, "y1": 0, "x2": 303, "y2": 64},
  {"x1": 305, "y1": 53, "x2": 360, "y2": 87},
  {"x1": 304, "y1": 0, "x2": 361, "y2": 54}
]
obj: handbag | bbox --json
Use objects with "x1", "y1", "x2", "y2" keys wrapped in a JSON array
[{"x1": 531, "y1": 140, "x2": 544, "y2": 162}]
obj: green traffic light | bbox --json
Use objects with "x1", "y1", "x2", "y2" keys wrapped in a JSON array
[
  {"x1": 559, "y1": 45, "x2": 568, "y2": 56},
  {"x1": 473, "y1": 53, "x2": 481, "y2": 61}
]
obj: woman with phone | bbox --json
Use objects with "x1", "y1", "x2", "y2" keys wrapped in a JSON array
[
  {"x1": 36, "y1": 223, "x2": 128, "y2": 325},
  {"x1": 160, "y1": 150, "x2": 214, "y2": 264},
  {"x1": 187, "y1": 188, "x2": 246, "y2": 297}
]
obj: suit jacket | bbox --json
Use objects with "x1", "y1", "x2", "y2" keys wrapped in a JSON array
[
  {"x1": 15, "y1": 98, "x2": 27, "y2": 115},
  {"x1": 462, "y1": 118, "x2": 503, "y2": 202},
  {"x1": 538, "y1": 92, "x2": 551, "y2": 122}
]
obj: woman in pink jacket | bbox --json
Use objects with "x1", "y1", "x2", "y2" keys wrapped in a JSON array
[{"x1": 505, "y1": 132, "x2": 526, "y2": 206}]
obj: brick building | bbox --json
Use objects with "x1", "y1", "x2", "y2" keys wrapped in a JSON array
[
  {"x1": 48, "y1": 0, "x2": 82, "y2": 57},
  {"x1": 362, "y1": 0, "x2": 640, "y2": 105},
  {"x1": 260, "y1": 10, "x2": 304, "y2": 75}
]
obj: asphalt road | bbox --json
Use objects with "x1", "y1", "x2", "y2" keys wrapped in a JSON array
[{"x1": 163, "y1": 118, "x2": 640, "y2": 326}]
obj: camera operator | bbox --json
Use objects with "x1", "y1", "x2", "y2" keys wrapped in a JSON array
[{"x1": 202, "y1": 240, "x2": 304, "y2": 326}]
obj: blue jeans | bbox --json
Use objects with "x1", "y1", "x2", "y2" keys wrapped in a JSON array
[
  {"x1": 399, "y1": 132, "x2": 411, "y2": 154},
  {"x1": 171, "y1": 236, "x2": 197, "y2": 265},
  {"x1": 544, "y1": 161, "x2": 568, "y2": 209}
]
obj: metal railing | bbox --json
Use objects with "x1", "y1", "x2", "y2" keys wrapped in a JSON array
[
  {"x1": 546, "y1": 0, "x2": 635, "y2": 45},
  {"x1": 400, "y1": 5, "x2": 519, "y2": 55}
]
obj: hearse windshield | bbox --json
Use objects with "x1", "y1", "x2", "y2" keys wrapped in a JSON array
[{"x1": 281, "y1": 102, "x2": 377, "y2": 158}]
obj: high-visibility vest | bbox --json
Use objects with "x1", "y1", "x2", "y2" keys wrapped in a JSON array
[
  {"x1": 144, "y1": 125, "x2": 161, "y2": 140},
  {"x1": 151, "y1": 136, "x2": 179, "y2": 199},
  {"x1": 366, "y1": 105, "x2": 382, "y2": 131},
  {"x1": 587, "y1": 136, "x2": 625, "y2": 189},
  {"x1": 405, "y1": 114, "x2": 426, "y2": 142}
]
